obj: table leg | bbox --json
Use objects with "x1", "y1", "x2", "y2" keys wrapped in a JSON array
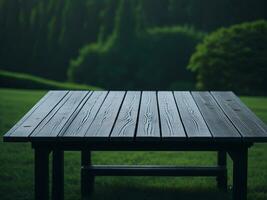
[
  {"x1": 217, "y1": 151, "x2": 227, "y2": 191},
  {"x1": 81, "y1": 150, "x2": 94, "y2": 200},
  {"x1": 229, "y1": 148, "x2": 248, "y2": 200},
  {"x1": 35, "y1": 148, "x2": 50, "y2": 200},
  {"x1": 52, "y1": 149, "x2": 64, "y2": 200}
]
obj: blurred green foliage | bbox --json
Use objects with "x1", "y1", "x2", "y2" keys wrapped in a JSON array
[
  {"x1": 0, "y1": 0, "x2": 104, "y2": 80},
  {"x1": 0, "y1": 0, "x2": 267, "y2": 91},
  {"x1": 69, "y1": 0, "x2": 205, "y2": 89},
  {"x1": 188, "y1": 20, "x2": 267, "y2": 95}
]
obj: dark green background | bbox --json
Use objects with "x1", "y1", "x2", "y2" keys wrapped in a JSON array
[{"x1": 0, "y1": 0, "x2": 267, "y2": 91}]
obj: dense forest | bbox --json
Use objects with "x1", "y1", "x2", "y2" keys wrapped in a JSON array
[{"x1": 0, "y1": 0, "x2": 267, "y2": 89}]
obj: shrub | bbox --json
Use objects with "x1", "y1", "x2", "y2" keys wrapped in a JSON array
[
  {"x1": 68, "y1": 0, "x2": 205, "y2": 90},
  {"x1": 188, "y1": 20, "x2": 267, "y2": 95},
  {"x1": 69, "y1": 25, "x2": 204, "y2": 90}
]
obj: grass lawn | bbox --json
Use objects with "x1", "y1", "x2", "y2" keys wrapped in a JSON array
[{"x1": 0, "y1": 88, "x2": 267, "y2": 200}]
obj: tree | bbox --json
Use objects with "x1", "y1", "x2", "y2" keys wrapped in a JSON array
[{"x1": 188, "y1": 20, "x2": 267, "y2": 95}]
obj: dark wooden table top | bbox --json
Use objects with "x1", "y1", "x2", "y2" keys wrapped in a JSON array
[{"x1": 3, "y1": 91, "x2": 267, "y2": 143}]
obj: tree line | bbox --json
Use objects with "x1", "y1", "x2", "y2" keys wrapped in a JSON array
[{"x1": 0, "y1": 0, "x2": 266, "y2": 85}]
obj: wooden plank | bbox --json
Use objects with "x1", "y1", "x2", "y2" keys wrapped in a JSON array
[
  {"x1": 3, "y1": 91, "x2": 68, "y2": 141},
  {"x1": 4, "y1": 91, "x2": 53, "y2": 139},
  {"x1": 173, "y1": 91, "x2": 211, "y2": 139},
  {"x1": 158, "y1": 91, "x2": 186, "y2": 140},
  {"x1": 211, "y1": 91, "x2": 267, "y2": 140},
  {"x1": 85, "y1": 165, "x2": 225, "y2": 176},
  {"x1": 84, "y1": 91, "x2": 125, "y2": 140},
  {"x1": 30, "y1": 91, "x2": 90, "y2": 139},
  {"x1": 62, "y1": 91, "x2": 108, "y2": 138},
  {"x1": 192, "y1": 92, "x2": 241, "y2": 140},
  {"x1": 136, "y1": 91, "x2": 160, "y2": 140},
  {"x1": 110, "y1": 91, "x2": 141, "y2": 141}
]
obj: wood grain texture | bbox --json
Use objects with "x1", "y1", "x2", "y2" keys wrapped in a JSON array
[
  {"x1": 5, "y1": 90, "x2": 267, "y2": 143},
  {"x1": 4, "y1": 91, "x2": 68, "y2": 141},
  {"x1": 158, "y1": 91, "x2": 186, "y2": 140},
  {"x1": 173, "y1": 91, "x2": 211, "y2": 139},
  {"x1": 110, "y1": 91, "x2": 141, "y2": 141},
  {"x1": 30, "y1": 91, "x2": 89, "y2": 139},
  {"x1": 136, "y1": 91, "x2": 160, "y2": 140},
  {"x1": 192, "y1": 92, "x2": 241, "y2": 140},
  {"x1": 62, "y1": 91, "x2": 108, "y2": 138},
  {"x1": 211, "y1": 91, "x2": 267, "y2": 140},
  {"x1": 84, "y1": 91, "x2": 125, "y2": 139}
]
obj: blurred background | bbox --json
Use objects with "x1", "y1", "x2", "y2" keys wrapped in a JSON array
[{"x1": 0, "y1": 0, "x2": 266, "y2": 94}]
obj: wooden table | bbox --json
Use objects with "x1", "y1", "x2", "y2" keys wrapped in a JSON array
[{"x1": 3, "y1": 91, "x2": 267, "y2": 200}]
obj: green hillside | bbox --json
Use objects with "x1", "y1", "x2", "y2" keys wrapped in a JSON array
[{"x1": 0, "y1": 70, "x2": 101, "y2": 90}]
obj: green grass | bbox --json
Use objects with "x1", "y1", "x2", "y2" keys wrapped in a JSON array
[
  {"x1": 0, "y1": 69, "x2": 102, "y2": 90},
  {"x1": 0, "y1": 88, "x2": 267, "y2": 200}
]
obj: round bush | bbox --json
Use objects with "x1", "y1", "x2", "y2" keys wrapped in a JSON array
[
  {"x1": 188, "y1": 20, "x2": 267, "y2": 95},
  {"x1": 69, "y1": 26, "x2": 204, "y2": 90}
]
